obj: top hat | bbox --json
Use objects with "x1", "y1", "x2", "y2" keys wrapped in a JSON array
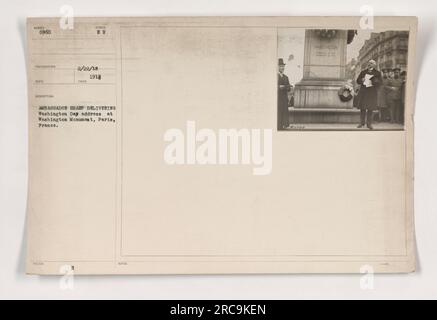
[{"x1": 278, "y1": 58, "x2": 286, "y2": 66}]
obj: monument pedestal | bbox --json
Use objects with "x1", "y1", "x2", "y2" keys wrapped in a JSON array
[
  {"x1": 291, "y1": 29, "x2": 358, "y2": 123},
  {"x1": 289, "y1": 107, "x2": 360, "y2": 124}
]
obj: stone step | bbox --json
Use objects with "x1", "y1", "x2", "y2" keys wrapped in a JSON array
[
  {"x1": 290, "y1": 107, "x2": 359, "y2": 112},
  {"x1": 289, "y1": 107, "x2": 363, "y2": 124}
]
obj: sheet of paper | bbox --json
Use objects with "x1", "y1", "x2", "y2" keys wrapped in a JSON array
[
  {"x1": 26, "y1": 16, "x2": 417, "y2": 274},
  {"x1": 364, "y1": 74, "x2": 374, "y2": 87}
]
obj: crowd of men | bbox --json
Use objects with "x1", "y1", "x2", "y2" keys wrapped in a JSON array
[
  {"x1": 353, "y1": 59, "x2": 407, "y2": 129},
  {"x1": 378, "y1": 67, "x2": 407, "y2": 124}
]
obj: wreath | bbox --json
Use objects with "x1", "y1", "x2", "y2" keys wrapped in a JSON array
[
  {"x1": 338, "y1": 84, "x2": 354, "y2": 102},
  {"x1": 314, "y1": 29, "x2": 338, "y2": 39},
  {"x1": 314, "y1": 29, "x2": 357, "y2": 43}
]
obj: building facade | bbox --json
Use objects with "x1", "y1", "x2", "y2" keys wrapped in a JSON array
[{"x1": 357, "y1": 31, "x2": 409, "y2": 73}]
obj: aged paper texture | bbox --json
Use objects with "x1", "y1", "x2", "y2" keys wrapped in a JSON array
[{"x1": 26, "y1": 17, "x2": 417, "y2": 274}]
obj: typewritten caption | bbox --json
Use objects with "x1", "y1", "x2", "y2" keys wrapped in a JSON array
[{"x1": 37, "y1": 105, "x2": 116, "y2": 128}]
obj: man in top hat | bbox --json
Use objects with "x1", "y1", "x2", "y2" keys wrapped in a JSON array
[
  {"x1": 385, "y1": 67, "x2": 403, "y2": 123},
  {"x1": 355, "y1": 59, "x2": 382, "y2": 129},
  {"x1": 278, "y1": 58, "x2": 291, "y2": 130}
]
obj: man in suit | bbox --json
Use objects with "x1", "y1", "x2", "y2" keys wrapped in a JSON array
[
  {"x1": 278, "y1": 58, "x2": 291, "y2": 130},
  {"x1": 355, "y1": 60, "x2": 382, "y2": 130},
  {"x1": 378, "y1": 68, "x2": 389, "y2": 121},
  {"x1": 385, "y1": 67, "x2": 403, "y2": 123}
]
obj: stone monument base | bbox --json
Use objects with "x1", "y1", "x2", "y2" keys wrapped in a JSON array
[
  {"x1": 289, "y1": 107, "x2": 360, "y2": 124},
  {"x1": 292, "y1": 79, "x2": 357, "y2": 123},
  {"x1": 294, "y1": 79, "x2": 353, "y2": 109}
]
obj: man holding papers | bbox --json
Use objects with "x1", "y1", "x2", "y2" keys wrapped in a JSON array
[{"x1": 355, "y1": 60, "x2": 383, "y2": 130}]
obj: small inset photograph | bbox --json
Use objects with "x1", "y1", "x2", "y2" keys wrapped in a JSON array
[{"x1": 277, "y1": 28, "x2": 409, "y2": 131}]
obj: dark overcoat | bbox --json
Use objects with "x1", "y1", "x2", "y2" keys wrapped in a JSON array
[
  {"x1": 377, "y1": 78, "x2": 388, "y2": 109},
  {"x1": 277, "y1": 73, "x2": 291, "y2": 128},
  {"x1": 355, "y1": 69, "x2": 382, "y2": 110}
]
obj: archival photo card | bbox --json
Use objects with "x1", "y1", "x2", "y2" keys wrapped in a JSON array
[{"x1": 26, "y1": 16, "x2": 417, "y2": 274}]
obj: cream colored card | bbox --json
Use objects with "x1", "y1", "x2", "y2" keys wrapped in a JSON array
[{"x1": 26, "y1": 17, "x2": 417, "y2": 274}]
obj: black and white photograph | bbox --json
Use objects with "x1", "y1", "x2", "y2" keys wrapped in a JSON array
[{"x1": 278, "y1": 28, "x2": 409, "y2": 130}]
